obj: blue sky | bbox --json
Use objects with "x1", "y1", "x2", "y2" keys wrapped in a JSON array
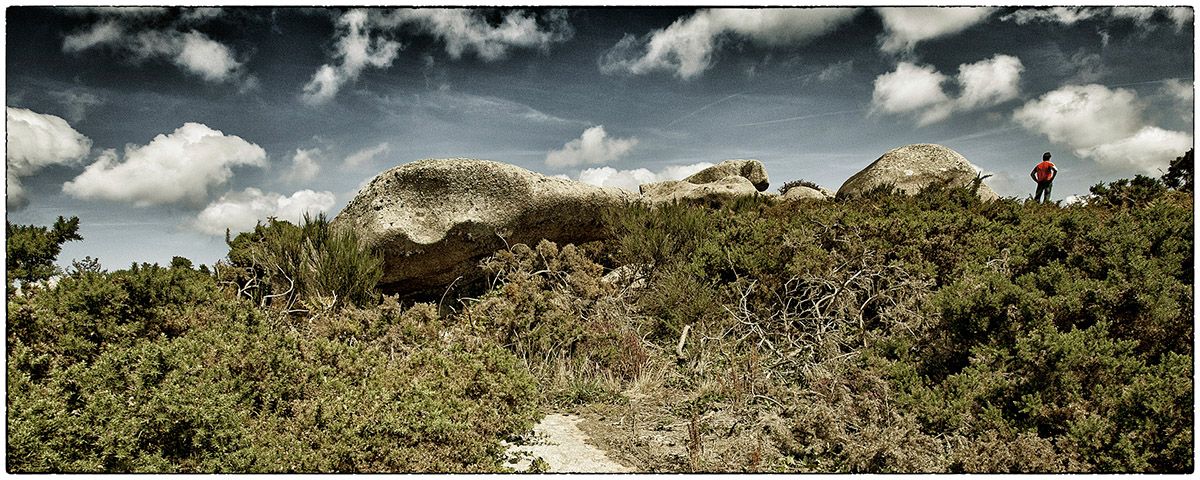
[{"x1": 5, "y1": 6, "x2": 1195, "y2": 269}]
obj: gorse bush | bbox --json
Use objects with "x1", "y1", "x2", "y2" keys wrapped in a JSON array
[
  {"x1": 8, "y1": 219, "x2": 534, "y2": 473},
  {"x1": 220, "y1": 214, "x2": 382, "y2": 311},
  {"x1": 7, "y1": 160, "x2": 1194, "y2": 473}
]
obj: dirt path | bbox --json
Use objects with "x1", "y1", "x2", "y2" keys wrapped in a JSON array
[{"x1": 503, "y1": 413, "x2": 633, "y2": 473}]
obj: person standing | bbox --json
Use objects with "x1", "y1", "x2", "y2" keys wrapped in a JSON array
[{"x1": 1030, "y1": 152, "x2": 1058, "y2": 203}]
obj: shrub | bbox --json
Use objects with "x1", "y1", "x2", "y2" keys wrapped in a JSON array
[
  {"x1": 778, "y1": 179, "x2": 822, "y2": 195},
  {"x1": 220, "y1": 214, "x2": 382, "y2": 311},
  {"x1": 6, "y1": 216, "x2": 82, "y2": 293}
]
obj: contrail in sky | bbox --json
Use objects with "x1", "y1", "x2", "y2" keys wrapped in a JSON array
[
  {"x1": 733, "y1": 108, "x2": 864, "y2": 128},
  {"x1": 664, "y1": 93, "x2": 743, "y2": 128},
  {"x1": 1106, "y1": 77, "x2": 1193, "y2": 88},
  {"x1": 935, "y1": 126, "x2": 1020, "y2": 144}
]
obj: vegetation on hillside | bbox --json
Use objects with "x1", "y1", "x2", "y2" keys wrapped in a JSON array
[{"x1": 6, "y1": 158, "x2": 1194, "y2": 473}]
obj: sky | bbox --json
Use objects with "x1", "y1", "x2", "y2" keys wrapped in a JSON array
[{"x1": 5, "y1": 5, "x2": 1195, "y2": 269}]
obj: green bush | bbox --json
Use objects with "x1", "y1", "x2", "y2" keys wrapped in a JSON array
[{"x1": 221, "y1": 214, "x2": 382, "y2": 311}]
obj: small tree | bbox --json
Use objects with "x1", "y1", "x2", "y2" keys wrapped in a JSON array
[
  {"x1": 6, "y1": 216, "x2": 83, "y2": 294},
  {"x1": 1162, "y1": 148, "x2": 1193, "y2": 192}
]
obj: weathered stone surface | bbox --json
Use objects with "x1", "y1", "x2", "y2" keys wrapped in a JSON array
[
  {"x1": 639, "y1": 176, "x2": 762, "y2": 205},
  {"x1": 333, "y1": 158, "x2": 636, "y2": 294},
  {"x1": 781, "y1": 185, "x2": 834, "y2": 201},
  {"x1": 837, "y1": 144, "x2": 999, "y2": 201},
  {"x1": 684, "y1": 159, "x2": 770, "y2": 191}
]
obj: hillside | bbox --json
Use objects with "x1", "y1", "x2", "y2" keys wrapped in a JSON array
[{"x1": 6, "y1": 159, "x2": 1194, "y2": 473}]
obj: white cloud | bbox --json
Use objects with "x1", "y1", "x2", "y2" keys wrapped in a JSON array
[
  {"x1": 1000, "y1": 7, "x2": 1101, "y2": 26},
  {"x1": 1001, "y1": 6, "x2": 1192, "y2": 31},
  {"x1": 63, "y1": 122, "x2": 267, "y2": 207},
  {"x1": 1162, "y1": 78, "x2": 1194, "y2": 103},
  {"x1": 302, "y1": 9, "x2": 402, "y2": 105},
  {"x1": 871, "y1": 62, "x2": 952, "y2": 124},
  {"x1": 876, "y1": 7, "x2": 997, "y2": 54},
  {"x1": 378, "y1": 8, "x2": 573, "y2": 61},
  {"x1": 344, "y1": 142, "x2": 391, "y2": 167},
  {"x1": 577, "y1": 162, "x2": 714, "y2": 192},
  {"x1": 955, "y1": 54, "x2": 1025, "y2": 110},
  {"x1": 1165, "y1": 7, "x2": 1193, "y2": 31},
  {"x1": 1079, "y1": 126, "x2": 1193, "y2": 174},
  {"x1": 303, "y1": 8, "x2": 571, "y2": 104},
  {"x1": 175, "y1": 31, "x2": 242, "y2": 82},
  {"x1": 192, "y1": 188, "x2": 337, "y2": 235},
  {"x1": 545, "y1": 126, "x2": 639, "y2": 168},
  {"x1": 6, "y1": 107, "x2": 93, "y2": 209},
  {"x1": 62, "y1": 20, "x2": 124, "y2": 51},
  {"x1": 599, "y1": 8, "x2": 859, "y2": 79},
  {"x1": 1012, "y1": 84, "x2": 1143, "y2": 150},
  {"x1": 1014, "y1": 84, "x2": 1193, "y2": 175},
  {"x1": 871, "y1": 55, "x2": 1023, "y2": 126},
  {"x1": 62, "y1": 16, "x2": 250, "y2": 86},
  {"x1": 286, "y1": 148, "x2": 322, "y2": 183}
]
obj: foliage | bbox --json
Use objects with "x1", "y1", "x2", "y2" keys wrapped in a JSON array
[
  {"x1": 6, "y1": 216, "x2": 82, "y2": 293},
  {"x1": 7, "y1": 269, "x2": 538, "y2": 472},
  {"x1": 778, "y1": 179, "x2": 822, "y2": 195},
  {"x1": 219, "y1": 214, "x2": 382, "y2": 311},
  {"x1": 7, "y1": 163, "x2": 1193, "y2": 473},
  {"x1": 1162, "y1": 148, "x2": 1193, "y2": 192}
]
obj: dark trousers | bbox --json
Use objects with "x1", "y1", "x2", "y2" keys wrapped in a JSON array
[{"x1": 1035, "y1": 180, "x2": 1053, "y2": 203}]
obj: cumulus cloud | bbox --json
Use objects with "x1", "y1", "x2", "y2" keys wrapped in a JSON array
[
  {"x1": 303, "y1": 8, "x2": 571, "y2": 104},
  {"x1": 1079, "y1": 127, "x2": 1193, "y2": 173},
  {"x1": 545, "y1": 126, "x2": 639, "y2": 168},
  {"x1": 286, "y1": 148, "x2": 321, "y2": 183},
  {"x1": 876, "y1": 7, "x2": 997, "y2": 54},
  {"x1": 872, "y1": 54, "x2": 1023, "y2": 125},
  {"x1": 955, "y1": 55, "x2": 1025, "y2": 109},
  {"x1": 192, "y1": 188, "x2": 337, "y2": 235},
  {"x1": 599, "y1": 8, "x2": 859, "y2": 79},
  {"x1": 871, "y1": 62, "x2": 952, "y2": 124},
  {"x1": 344, "y1": 142, "x2": 391, "y2": 167},
  {"x1": 1013, "y1": 84, "x2": 1143, "y2": 149},
  {"x1": 63, "y1": 122, "x2": 267, "y2": 207},
  {"x1": 577, "y1": 162, "x2": 714, "y2": 192},
  {"x1": 1013, "y1": 84, "x2": 1193, "y2": 174},
  {"x1": 62, "y1": 12, "x2": 252, "y2": 86},
  {"x1": 6, "y1": 107, "x2": 93, "y2": 209}
]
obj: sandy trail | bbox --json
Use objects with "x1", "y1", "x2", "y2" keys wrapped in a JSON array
[{"x1": 504, "y1": 413, "x2": 633, "y2": 473}]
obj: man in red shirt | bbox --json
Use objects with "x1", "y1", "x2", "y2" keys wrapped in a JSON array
[{"x1": 1030, "y1": 152, "x2": 1058, "y2": 203}]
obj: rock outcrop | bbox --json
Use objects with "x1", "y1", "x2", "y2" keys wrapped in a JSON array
[
  {"x1": 837, "y1": 144, "x2": 999, "y2": 201},
  {"x1": 640, "y1": 176, "x2": 763, "y2": 205},
  {"x1": 684, "y1": 159, "x2": 770, "y2": 191},
  {"x1": 333, "y1": 158, "x2": 636, "y2": 294}
]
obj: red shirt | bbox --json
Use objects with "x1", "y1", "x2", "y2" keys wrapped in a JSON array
[{"x1": 1034, "y1": 160, "x2": 1056, "y2": 182}]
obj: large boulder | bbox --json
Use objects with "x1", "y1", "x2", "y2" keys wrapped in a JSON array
[
  {"x1": 333, "y1": 158, "x2": 636, "y2": 294},
  {"x1": 640, "y1": 176, "x2": 763, "y2": 205},
  {"x1": 837, "y1": 144, "x2": 999, "y2": 201},
  {"x1": 684, "y1": 159, "x2": 770, "y2": 191}
]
